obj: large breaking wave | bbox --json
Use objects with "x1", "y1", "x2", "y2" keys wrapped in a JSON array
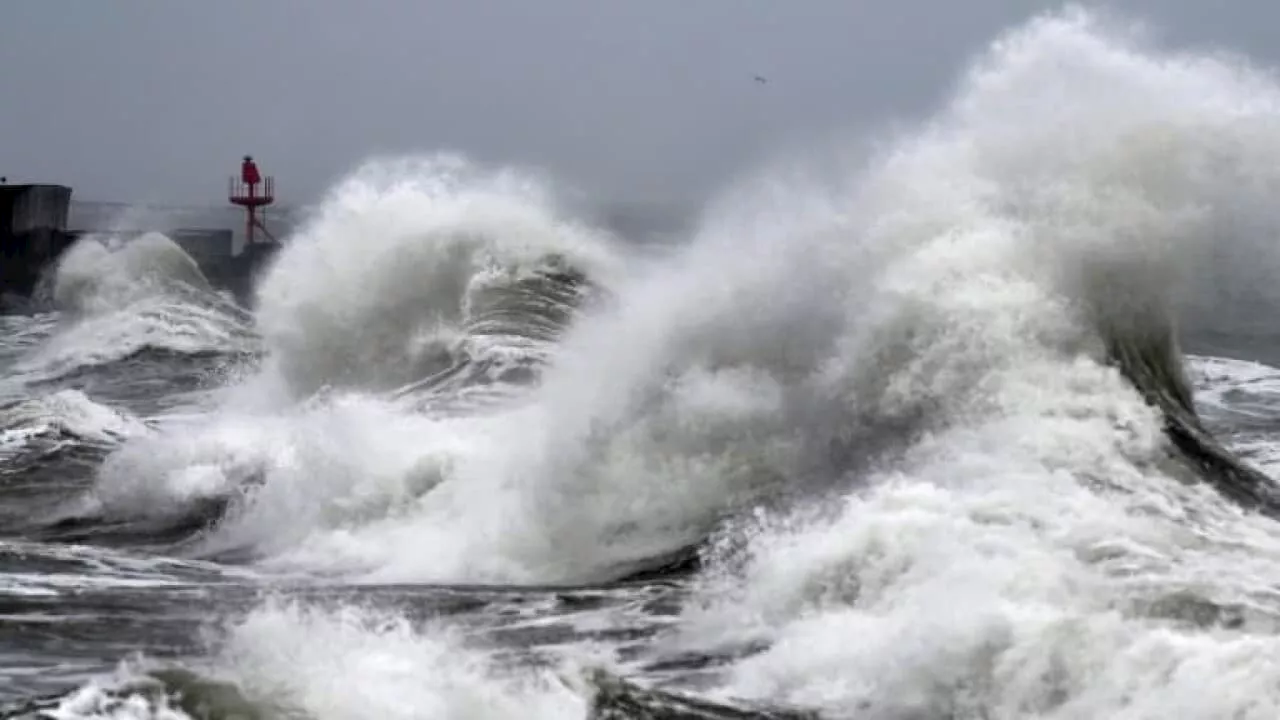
[
  {"x1": 251, "y1": 157, "x2": 622, "y2": 400},
  {"x1": 27, "y1": 7, "x2": 1280, "y2": 719}
]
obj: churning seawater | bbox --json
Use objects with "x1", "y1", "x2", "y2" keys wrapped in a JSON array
[{"x1": 8, "y1": 9, "x2": 1280, "y2": 719}]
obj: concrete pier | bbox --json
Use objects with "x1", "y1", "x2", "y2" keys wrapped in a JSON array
[
  {"x1": 222, "y1": 240, "x2": 281, "y2": 305},
  {"x1": 0, "y1": 184, "x2": 74, "y2": 298}
]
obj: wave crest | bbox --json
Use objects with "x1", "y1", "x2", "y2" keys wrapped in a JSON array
[
  {"x1": 50, "y1": 233, "x2": 214, "y2": 315},
  {"x1": 252, "y1": 155, "x2": 621, "y2": 399}
]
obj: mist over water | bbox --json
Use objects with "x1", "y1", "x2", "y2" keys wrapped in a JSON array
[{"x1": 10, "y1": 7, "x2": 1280, "y2": 720}]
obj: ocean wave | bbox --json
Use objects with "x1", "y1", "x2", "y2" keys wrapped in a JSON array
[{"x1": 22, "y1": 6, "x2": 1280, "y2": 718}]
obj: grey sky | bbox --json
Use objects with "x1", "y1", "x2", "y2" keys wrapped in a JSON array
[{"x1": 3, "y1": 1, "x2": 1278, "y2": 208}]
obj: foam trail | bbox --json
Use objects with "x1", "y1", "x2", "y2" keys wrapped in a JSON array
[
  {"x1": 0, "y1": 390, "x2": 146, "y2": 451},
  {"x1": 203, "y1": 601, "x2": 587, "y2": 720},
  {"x1": 22, "y1": 601, "x2": 808, "y2": 720},
  {"x1": 16, "y1": 604, "x2": 590, "y2": 719}
]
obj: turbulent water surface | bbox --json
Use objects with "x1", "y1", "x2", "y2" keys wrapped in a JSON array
[{"x1": 11, "y1": 10, "x2": 1280, "y2": 719}]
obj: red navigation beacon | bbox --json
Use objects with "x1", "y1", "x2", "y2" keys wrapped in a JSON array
[{"x1": 229, "y1": 155, "x2": 276, "y2": 245}]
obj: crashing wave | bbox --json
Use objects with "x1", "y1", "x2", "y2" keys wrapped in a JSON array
[
  {"x1": 49, "y1": 233, "x2": 216, "y2": 315},
  {"x1": 251, "y1": 156, "x2": 620, "y2": 400},
  {"x1": 23, "y1": 8, "x2": 1280, "y2": 719},
  {"x1": 7, "y1": 234, "x2": 257, "y2": 383}
]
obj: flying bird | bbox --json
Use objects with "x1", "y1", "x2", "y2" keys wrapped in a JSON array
[{"x1": 754, "y1": 75, "x2": 767, "y2": 84}]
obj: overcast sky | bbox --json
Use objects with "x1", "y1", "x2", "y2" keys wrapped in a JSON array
[{"x1": 2, "y1": 1, "x2": 1278, "y2": 208}]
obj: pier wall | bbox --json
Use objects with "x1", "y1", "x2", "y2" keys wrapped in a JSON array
[{"x1": 0, "y1": 185, "x2": 74, "y2": 298}]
